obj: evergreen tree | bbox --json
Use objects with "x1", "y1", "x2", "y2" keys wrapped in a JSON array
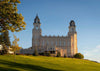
[
  {"x1": 56, "y1": 51, "x2": 61, "y2": 57},
  {"x1": 0, "y1": 0, "x2": 26, "y2": 33},
  {"x1": 34, "y1": 48, "x2": 38, "y2": 56},
  {"x1": 64, "y1": 54, "x2": 67, "y2": 58}
]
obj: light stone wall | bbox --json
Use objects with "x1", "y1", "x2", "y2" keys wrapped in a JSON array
[{"x1": 20, "y1": 34, "x2": 77, "y2": 57}]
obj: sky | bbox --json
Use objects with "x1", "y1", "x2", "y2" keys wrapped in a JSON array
[{"x1": 9, "y1": 0, "x2": 100, "y2": 62}]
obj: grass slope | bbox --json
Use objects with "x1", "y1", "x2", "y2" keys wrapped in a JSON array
[{"x1": 0, "y1": 55, "x2": 100, "y2": 71}]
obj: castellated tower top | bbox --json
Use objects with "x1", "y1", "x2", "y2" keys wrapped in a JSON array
[
  {"x1": 69, "y1": 20, "x2": 76, "y2": 27},
  {"x1": 34, "y1": 14, "x2": 41, "y2": 24}
]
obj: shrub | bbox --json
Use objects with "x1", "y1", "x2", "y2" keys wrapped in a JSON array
[
  {"x1": 46, "y1": 52, "x2": 51, "y2": 56},
  {"x1": 39, "y1": 53, "x2": 44, "y2": 55},
  {"x1": 56, "y1": 51, "x2": 61, "y2": 57},
  {"x1": 74, "y1": 53, "x2": 84, "y2": 59},
  {"x1": 43, "y1": 52, "x2": 46, "y2": 56},
  {"x1": 43, "y1": 52, "x2": 51, "y2": 56},
  {"x1": 64, "y1": 54, "x2": 67, "y2": 58}
]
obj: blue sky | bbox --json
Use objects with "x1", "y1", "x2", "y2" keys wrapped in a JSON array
[{"x1": 10, "y1": 0, "x2": 100, "y2": 62}]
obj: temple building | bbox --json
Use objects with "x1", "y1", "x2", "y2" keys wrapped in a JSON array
[{"x1": 20, "y1": 15, "x2": 78, "y2": 57}]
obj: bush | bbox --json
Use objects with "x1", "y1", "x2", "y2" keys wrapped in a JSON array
[
  {"x1": 39, "y1": 53, "x2": 44, "y2": 55},
  {"x1": 43, "y1": 52, "x2": 46, "y2": 56},
  {"x1": 64, "y1": 54, "x2": 67, "y2": 58},
  {"x1": 43, "y1": 52, "x2": 51, "y2": 56},
  {"x1": 46, "y1": 52, "x2": 51, "y2": 56},
  {"x1": 56, "y1": 51, "x2": 61, "y2": 57},
  {"x1": 74, "y1": 53, "x2": 84, "y2": 59}
]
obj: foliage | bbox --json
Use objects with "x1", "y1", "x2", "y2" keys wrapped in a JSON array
[
  {"x1": 56, "y1": 51, "x2": 61, "y2": 57},
  {"x1": 0, "y1": 55, "x2": 100, "y2": 71},
  {"x1": 0, "y1": 31, "x2": 11, "y2": 46},
  {"x1": 11, "y1": 34, "x2": 21, "y2": 54},
  {"x1": 33, "y1": 48, "x2": 38, "y2": 56},
  {"x1": 0, "y1": 0, "x2": 26, "y2": 32},
  {"x1": 64, "y1": 54, "x2": 67, "y2": 58},
  {"x1": 74, "y1": 53, "x2": 84, "y2": 59}
]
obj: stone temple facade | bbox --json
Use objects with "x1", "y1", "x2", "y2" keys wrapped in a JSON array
[{"x1": 20, "y1": 15, "x2": 78, "y2": 57}]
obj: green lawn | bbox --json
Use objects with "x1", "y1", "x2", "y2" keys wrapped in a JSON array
[{"x1": 0, "y1": 55, "x2": 100, "y2": 71}]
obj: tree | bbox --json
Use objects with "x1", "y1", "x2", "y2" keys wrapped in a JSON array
[
  {"x1": 0, "y1": 0, "x2": 26, "y2": 33},
  {"x1": 11, "y1": 34, "x2": 21, "y2": 54},
  {"x1": 0, "y1": 34, "x2": 4, "y2": 44},
  {"x1": 64, "y1": 54, "x2": 67, "y2": 58},
  {"x1": 0, "y1": 44, "x2": 8, "y2": 55},
  {"x1": 56, "y1": 51, "x2": 61, "y2": 57},
  {"x1": 74, "y1": 53, "x2": 84, "y2": 59},
  {"x1": 2, "y1": 44, "x2": 8, "y2": 54},
  {"x1": 2, "y1": 31, "x2": 11, "y2": 46},
  {"x1": 11, "y1": 34, "x2": 21, "y2": 61},
  {"x1": 34, "y1": 48, "x2": 38, "y2": 56}
]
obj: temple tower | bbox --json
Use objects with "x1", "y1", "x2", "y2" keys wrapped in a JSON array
[
  {"x1": 67, "y1": 20, "x2": 78, "y2": 57},
  {"x1": 32, "y1": 15, "x2": 41, "y2": 49}
]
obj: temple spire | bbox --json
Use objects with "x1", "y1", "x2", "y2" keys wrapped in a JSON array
[
  {"x1": 69, "y1": 20, "x2": 75, "y2": 27},
  {"x1": 34, "y1": 14, "x2": 41, "y2": 24}
]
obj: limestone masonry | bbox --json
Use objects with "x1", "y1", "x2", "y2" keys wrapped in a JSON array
[{"x1": 20, "y1": 15, "x2": 78, "y2": 57}]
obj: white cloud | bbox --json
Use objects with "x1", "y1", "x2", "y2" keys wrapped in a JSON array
[
  {"x1": 96, "y1": 45, "x2": 100, "y2": 48},
  {"x1": 83, "y1": 45, "x2": 100, "y2": 63}
]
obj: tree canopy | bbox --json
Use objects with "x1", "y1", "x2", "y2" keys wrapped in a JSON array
[{"x1": 0, "y1": 0, "x2": 26, "y2": 32}]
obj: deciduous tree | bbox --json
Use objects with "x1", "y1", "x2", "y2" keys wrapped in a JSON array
[
  {"x1": 2, "y1": 31, "x2": 11, "y2": 46},
  {"x1": 0, "y1": 0, "x2": 26, "y2": 32},
  {"x1": 11, "y1": 34, "x2": 21, "y2": 54}
]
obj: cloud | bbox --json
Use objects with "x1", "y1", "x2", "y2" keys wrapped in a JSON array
[
  {"x1": 96, "y1": 45, "x2": 100, "y2": 48},
  {"x1": 83, "y1": 45, "x2": 100, "y2": 63}
]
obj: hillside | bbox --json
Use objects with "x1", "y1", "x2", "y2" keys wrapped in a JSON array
[{"x1": 0, "y1": 55, "x2": 100, "y2": 71}]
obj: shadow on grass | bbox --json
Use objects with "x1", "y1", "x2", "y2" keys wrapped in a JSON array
[
  {"x1": 0, "y1": 59, "x2": 60, "y2": 71},
  {"x1": 0, "y1": 67, "x2": 19, "y2": 71}
]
